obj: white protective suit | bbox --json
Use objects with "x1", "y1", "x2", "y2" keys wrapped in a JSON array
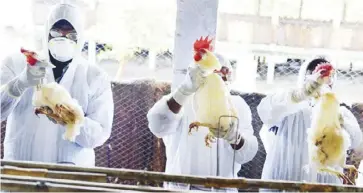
[
  {"x1": 257, "y1": 60, "x2": 362, "y2": 185},
  {"x1": 358, "y1": 161, "x2": 363, "y2": 185},
  {"x1": 147, "y1": 56, "x2": 258, "y2": 192},
  {"x1": 0, "y1": 3, "x2": 114, "y2": 166}
]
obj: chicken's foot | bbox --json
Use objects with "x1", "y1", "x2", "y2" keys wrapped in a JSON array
[
  {"x1": 343, "y1": 164, "x2": 359, "y2": 184},
  {"x1": 319, "y1": 167, "x2": 354, "y2": 185},
  {"x1": 34, "y1": 106, "x2": 53, "y2": 117},
  {"x1": 55, "y1": 104, "x2": 76, "y2": 123},
  {"x1": 34, "y1": 106, "x2": 66, "y2": 125},
  {"x1": 188, "y1": 121, "x2": 215, "y2": 134},
  {"x1": 189, "y1": 122, "x2": 217, "y2": 148},
  {"x1": 205, "y1": 132, "x2": 216, "y2": 147}
]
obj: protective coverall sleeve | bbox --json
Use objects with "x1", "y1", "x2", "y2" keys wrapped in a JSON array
[
  {"x1": 257, "y1": 90, "x2": 303, "y2": 126},
  {"x1": 227, "y1": 97, "x2": 258, "y2": 164},
  {"x1": 1, "y1": 56, "x2": 22, "y2": 121},
  {"x1": 74, "y1": 74, "x2": 114, "y2": 148},
  {"x1": 340, "y1": 106, "x2": 362, "y2": 149},
  {"x1": 259, "y1": 124, "x2": 276, "y2": 154},
  {"x1": 147, "y1": 95, "x2": 183, "y2": 138}
]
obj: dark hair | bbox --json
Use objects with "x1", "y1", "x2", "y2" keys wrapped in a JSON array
[{"x1": 306, "y1": 58, "x2": 329, "y2": 75}]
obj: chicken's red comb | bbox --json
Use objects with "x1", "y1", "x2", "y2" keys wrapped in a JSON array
[
  {"x1": 193, "y1": 36, "x2": 213, "y2": 52},
  {"x1": 313, "y1": 63, "x2": 334, "y2": 77},
  {"x1": 20, "y1": 48, "x2": 38, "y2": 66}
]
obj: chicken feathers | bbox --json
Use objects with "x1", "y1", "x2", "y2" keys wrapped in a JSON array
[
  {"x1": 189, "y1": 36, "x2": 237, "y2": 147},
  {"x1": 33, "y1": 82, "x2": 84, "y2": 142},
  {"x1": 306, "y1": 64, "x2": 357, "y2": 184}
]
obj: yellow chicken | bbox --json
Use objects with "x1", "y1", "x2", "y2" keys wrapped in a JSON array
[
  {"x1": 188, "y1": 36, "x2": 237, "y2": 147},
  {"x1": 307, "y1": 64, "x2": 358, "y2": 184},
  {"x1": 33, "y1": 82, "x2": 85, "y2": 142}
]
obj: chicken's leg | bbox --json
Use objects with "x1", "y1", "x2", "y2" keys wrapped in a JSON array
[
  {"x1": 319, "y1": 167, "x2": 354, "y2": 185},
  {"x1": 189, "y1": 122, "x2": 217, "y2": 148},
  {"x1": 34, "y1": 106, "x2": 66, "y2": 125},
  {"x1": 55, "y1": 104, "x2": 76, "y2": 123},
  {"x1": 343, "y1": 164, "x2": 359, "y2": 185},
  {"x1": 188, "y1": 122, "x2": 215, "y2": 134},
  {"x1": 35, "y1": 106, "x2": 53, "y2": 117}
]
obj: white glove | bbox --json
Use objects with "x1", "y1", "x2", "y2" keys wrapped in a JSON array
[
  {"x1": 210, "y1": 119, "x2": 243, "y2": 145},
  {"x1": 291, "y1": 68, "x2": 326, "y2": 103},
  {"x1": 6, "y1": 60, "x2": 51, "y2": 97},
  {"x1": 172, "y1": 65, "x2": 206, "y2": 105}
]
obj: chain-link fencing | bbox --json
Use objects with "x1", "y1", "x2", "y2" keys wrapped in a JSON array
[{"x1": 1, "y1": 79, "x2": 362, "y2": 187}]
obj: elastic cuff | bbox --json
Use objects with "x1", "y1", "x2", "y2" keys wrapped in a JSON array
[
  {"x1": 225, "y1": 129, "x2": 242, "y2": 145},
  {"x1": 172, "y1": 89, "x2": 191, "y2": 106},
  {"x1": 238, "y1": 134, "x2": 250, "y2": 152}
]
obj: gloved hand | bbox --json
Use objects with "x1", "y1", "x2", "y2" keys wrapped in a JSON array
[
  {"x1": 291, "y1": 68, "x2": 328, "y2": 103},
  {"x1": 210, "y1": 119, "x2": 243, "y2": 145},
  {"x1": 6, "y1": 60, "x2": 50, "y2": 97},
  {"x1": 172, "y1": 64, "x2": 206, "y2": 105}
]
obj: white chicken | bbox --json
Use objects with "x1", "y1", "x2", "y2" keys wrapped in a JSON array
[
  {"x1": 21, "y1": 48, "x2": 84, "y2": 142},
  {"x1": 33, "y1": 82, "x2": 85, "y2": 142}
]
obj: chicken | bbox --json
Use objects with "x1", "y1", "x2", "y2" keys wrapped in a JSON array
[
  {"x1": 21, "y1": 48, "x2": 84, "y2": 142},
  {"x1": 307, "y1": 63, "x2": 358, "y2": 184},
  {"x1": 188, "y1": 36, "x2": 238, "y2": 147}
]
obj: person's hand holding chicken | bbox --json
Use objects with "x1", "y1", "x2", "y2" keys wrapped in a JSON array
[{"x1": 21, "y1": 48, "x2": 85, "y2": 142}]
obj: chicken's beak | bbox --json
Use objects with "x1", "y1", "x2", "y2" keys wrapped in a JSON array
[{"x1": 34, "y1": 109, "x2": 41, "y2": 117}]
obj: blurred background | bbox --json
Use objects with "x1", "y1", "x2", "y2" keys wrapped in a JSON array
[{"x1": 1, "y1": 0, "x2": 363, "y2": 103}]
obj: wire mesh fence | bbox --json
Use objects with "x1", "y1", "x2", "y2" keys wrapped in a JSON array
[
  {"x1": 2, "y1": 0, "x2": 363, "y2": 191},
  {"x1": 94, "y1": 80, "x2": 170, "y2": 186},
  {"x1": 1, "y1": 79, "x2": 362, "y2": 188}
]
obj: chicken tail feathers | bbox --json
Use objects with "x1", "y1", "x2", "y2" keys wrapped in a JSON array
[{"x1": 62, "y1": 123, "x2": 81, "y2": 142}]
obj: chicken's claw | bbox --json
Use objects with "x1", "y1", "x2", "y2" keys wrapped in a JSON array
[
  {"x1": 55, "y1": 104, "x2": 76, "y2": 123},
  {"x1": 34, "y1": 109, "x2": 41, "y2": 117},
  {"x1": 205, "y1": 132, "x2": 216, "y2": 147},
  {"x1": 189, "y1": 122, "x2": 201, "y2": 135},
  {"x1": 34, "y1": 106, "x2": 67, "y2": 125},
  {"x1": 343, "y1": 165, "x2": 359, "y2": 184},
  {"x1": 34, "y1": 106, "x2": 53, "y2": 117},
  {"x1": 338, "y1": 172, "x2": 355, "y2": 185},
  {"x1": 319, "y1": 167, "x2": 355, "y2": 185}
]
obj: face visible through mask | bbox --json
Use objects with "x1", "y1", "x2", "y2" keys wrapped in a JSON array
[{"x1": 48, "y1": 19, "x2": 78, "y2": 62}]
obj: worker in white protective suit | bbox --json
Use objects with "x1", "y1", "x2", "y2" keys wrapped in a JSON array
[
  {"x1": 258, "y1": 58, "x2": 362, "y2": 188},
  {"x1": 147, "y1": 54, "x2": 258, "y2": 192},
  {"x1": 0, "y1": 3, "x2": 114, "y2": 166}
]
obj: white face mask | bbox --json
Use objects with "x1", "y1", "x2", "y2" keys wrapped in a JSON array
[{"x1": 48, "y1": 37, "x2": 77, "y2": 62}]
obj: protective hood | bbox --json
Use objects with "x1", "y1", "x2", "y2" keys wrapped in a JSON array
[{"x1": 43, "y1": 3, "x2": 85, "y2": 62}]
